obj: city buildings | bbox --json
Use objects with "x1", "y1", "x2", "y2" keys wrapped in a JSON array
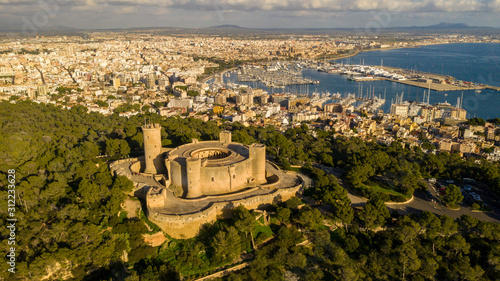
[{"x1": 0, "y1": 32, "x2": 498, "y2": 161}]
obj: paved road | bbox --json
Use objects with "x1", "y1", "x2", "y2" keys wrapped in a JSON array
[
  {"x1": 315, "y1": 165, "x2": 500, "y2": 224},
  {"x1": 313, "y1": 164, "x2": 367, "y2": 205},
  {"x1": 387, "y1": 189, "x2": 500, "y2": 223}
]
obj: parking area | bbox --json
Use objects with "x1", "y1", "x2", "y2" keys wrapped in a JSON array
[
  {"x1": 424, "y1": 178, "x2": 500, "y2": 219},
  {"x1": 316, "y1": 164, "x2": 500, "y2": 223},
  {"x1": 386, "y1": 178, "x2": 499, "y2": 223}
]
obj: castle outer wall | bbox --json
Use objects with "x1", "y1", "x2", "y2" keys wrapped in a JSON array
[{"x1": 147, "y1": 183, "x2": 301, "y2": 239}]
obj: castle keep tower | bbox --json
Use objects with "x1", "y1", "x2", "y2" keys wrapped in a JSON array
[
  {"x1": 249, "y1": 143, "x2": 266, "y2": 184},
  {"x1": 219, "y1": 130, "x2": 232, "y2": 145},
  {"x1": 186, "y1": 158, "x2": 202, "y2": 198},
  {"x1": 142, "y1": 123, "x2": 163, "y2": 174}
]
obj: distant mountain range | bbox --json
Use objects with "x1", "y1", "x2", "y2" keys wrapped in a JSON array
[
  {"x1": 204, "y1": 22, "x2": 487, "y2": 30},
  {"x1": 197, "y1": 22, "x2": 499, "y2": 36},
  {"x1": 1, "y1": 22, "x2": 498, "y2": 35},
  {"x1": 393, "y1": 22, "x2": 495, "y2": 30},
  {"x1": 203, "y1": 22, "x2": 496, "y2": 30},
  {"x1": 421, "y1": 22, "x2": 472, "y2": 29},
  {"x1": 207, "y1": 25, "x2": 246, "y2": 29}
]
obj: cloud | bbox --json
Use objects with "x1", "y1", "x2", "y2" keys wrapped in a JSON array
[
  {"x1": 1, "y1": 0, "x2": 498, "y2": 13},
  {"x1": 493, "y1": 0, "x2": 500, "y2": 11},
  {"x1": 0, "y1": 0, "x2": 499, "y2": 30},
  {"x1": 127, "y1": 0, "x2": 497, "y2": 13},
  {"x1": 113, "y1": 5, "x2": 136, "y2": 13}
]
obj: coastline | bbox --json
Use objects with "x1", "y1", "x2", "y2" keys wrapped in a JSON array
[
  {"x1": 206, "y1": 42, "x2": 500, "y2": 118},
  {"x1": 328, "y1": 43, "x2": 445, "y2": 62},
  {"x1": 201, "y1": 45, "x2": 425, "y2": 83},
  {"x1": 329, "y1": 41, "x2": 499, "y2": 63},
  {"x1": 326, "y1": 42, "x2": 500, "y2": 92},
  {"x1": 320, "y1": 45, "x2": 423, "y2": 62},
  {"x1": 201, "y1": 42, "x2": 498, "y2": 86}
]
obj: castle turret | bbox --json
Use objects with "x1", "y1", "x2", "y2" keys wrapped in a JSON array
[
  {"x1": 142, "y1": 123, "x2": 163, "y2": 174},
  {"x1": 219, "y1": 130, "x2": 232, "y2": 145},
  {"x1": 186, "y1": 157, "x2": 202, "y2": 198},
  {"x1": 249, "y1": 143, "x2": 266, "y2": 184}
]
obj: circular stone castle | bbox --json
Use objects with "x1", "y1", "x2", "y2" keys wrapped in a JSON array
[
  {"x1": 167, "y1": 132, "x2": 267, "y2": 199},
  {"x1": 111, "y1": 123, "x2": 302, "y2": 239}
]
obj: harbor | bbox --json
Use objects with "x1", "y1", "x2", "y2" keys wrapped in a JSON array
[
  {"x1": 218, "y1": 64, "x2": 500, "y2": 119},
  {"x1": 383, "y1": 77, "x2": 468, "y2": 91},
  {"x1": 237, "y1": 62, "x2": 319, "y2": 88},
  {"x1": 377, "y1": 65, "x2": 494, "y2": 92},
  {"x1": 207, "y1": 58, "x2": 500, "y2": 93},
  {"x1": 322, "y1": 63, "x2": 500, "y2": 92},
  {"x1": 207, "y1": 44, "x2": 500, "y2": 119}
]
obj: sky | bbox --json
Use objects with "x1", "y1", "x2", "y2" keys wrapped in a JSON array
[{"x1": 0, "y1": 0, "x2": 499, "y2": 31}]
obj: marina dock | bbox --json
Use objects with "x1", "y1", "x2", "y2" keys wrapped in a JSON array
[
  {"x1": 238, "y1": 63, "x2": 318, "y2": 88},
  {"x1": 333, "y1": 64, "x2": 500, "y2": 92},
  {"x1": 383, "y1": 78, "x2": 479, "y2": 91},
  {"x1": 485, "y1": 85, "x2": 500, "y2": 91}
]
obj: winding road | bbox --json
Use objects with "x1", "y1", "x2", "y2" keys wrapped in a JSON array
[{"x1": 314, "y1": 165, "x2": 500, "y2": 224}]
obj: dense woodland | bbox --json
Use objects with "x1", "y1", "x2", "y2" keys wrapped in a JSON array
[{"x1": 0, "y1": 101, "x2": 499, "y2": 280}]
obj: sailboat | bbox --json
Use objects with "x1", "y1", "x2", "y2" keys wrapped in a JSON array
[{"x1": 472, "y1": 79, "x2": 481, "y2": 93}]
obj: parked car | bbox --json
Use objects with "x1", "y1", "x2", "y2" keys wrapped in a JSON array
[{"x1": 463, "y1": 178, "x2": 476, "y2": 183}]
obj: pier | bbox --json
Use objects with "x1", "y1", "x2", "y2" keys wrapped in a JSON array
[
  {"x1": 348, "y1": 77, "x2": 384, "y2": 82},
  {"x1": 383, "y1": 78, "x2": 474, "y2": 91},
  {"x1": 332, "y1": 64, "x2": 500, "y2": 92},
  {"x1": 485, "y1": 85, "x2": 500, "y2": 91}
]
